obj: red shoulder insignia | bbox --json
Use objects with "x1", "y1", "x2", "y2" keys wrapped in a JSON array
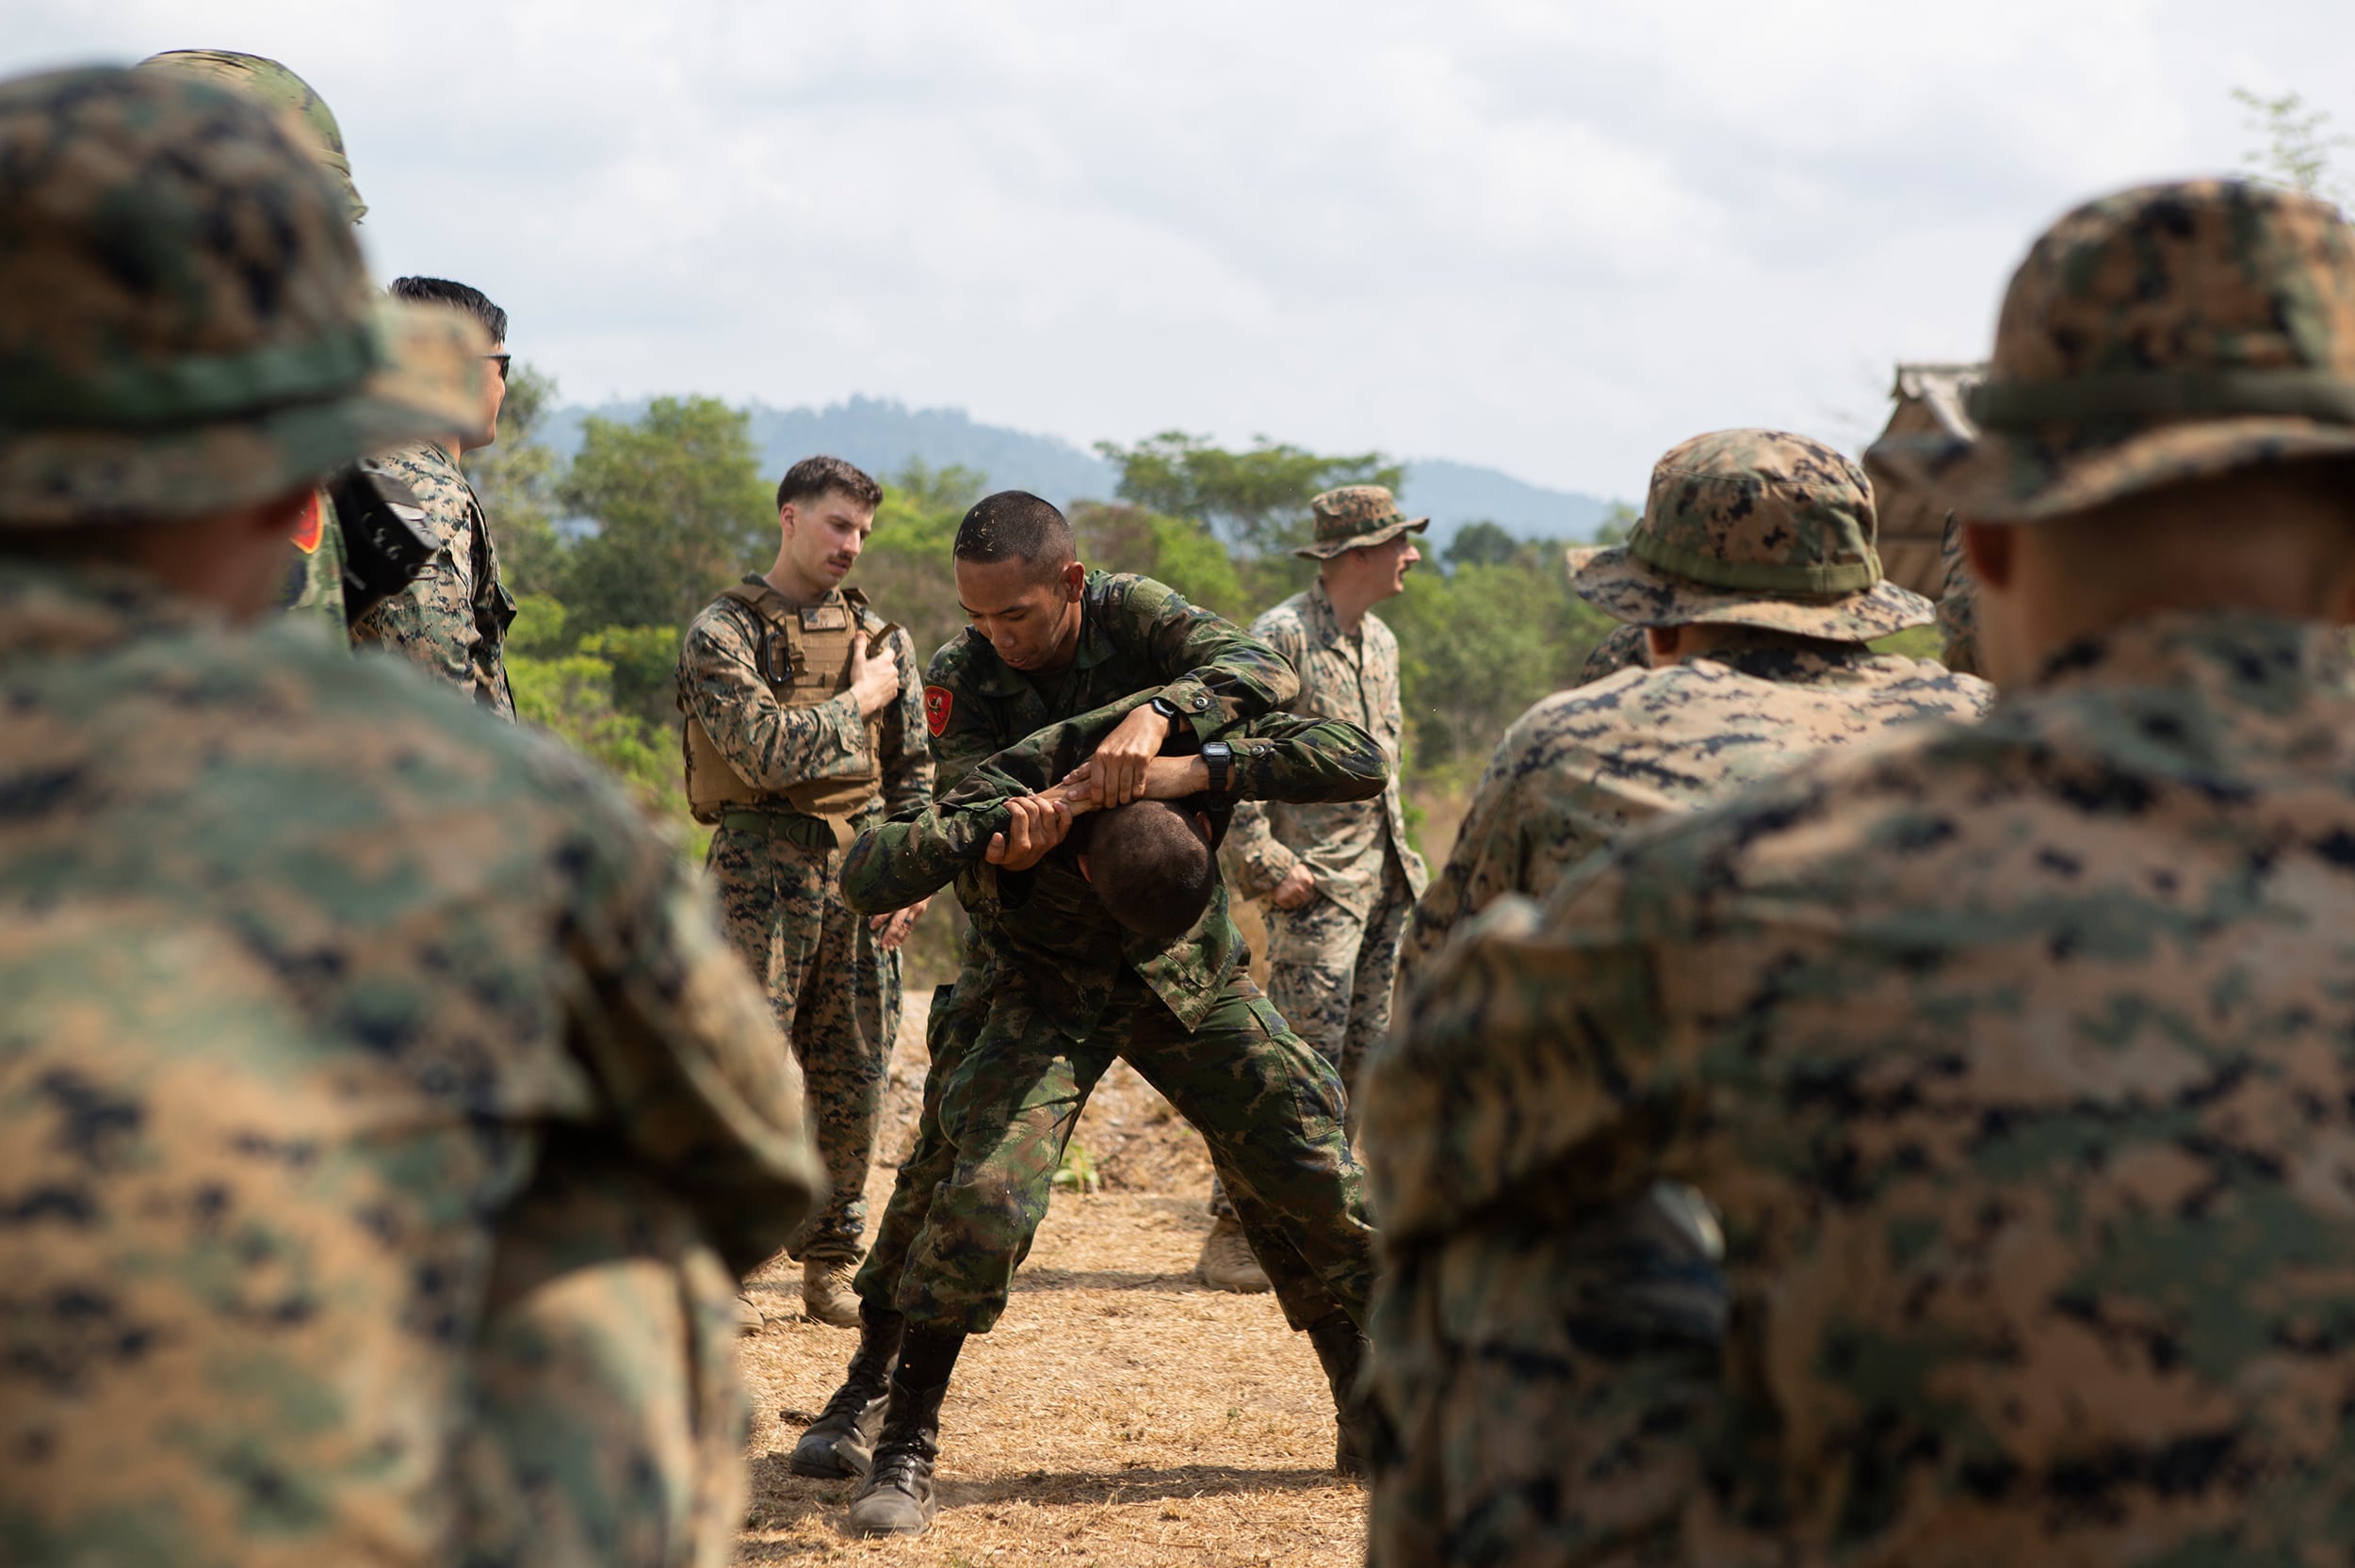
[
  {"x1": 924, "y1": 685, "x2": 953, "y2": 736},
  {"x1": 290, "y1": 492, "x2": 324, "y2": 554}
]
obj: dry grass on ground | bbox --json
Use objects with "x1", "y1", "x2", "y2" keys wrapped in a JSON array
[{"x1": 733, "y1": 993, "x2": 1368, "y2": 1566}]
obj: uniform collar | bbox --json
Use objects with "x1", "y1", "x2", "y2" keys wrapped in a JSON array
[{"x1": 1302, "y1": 579, "x2": 1351, "y2": 650}]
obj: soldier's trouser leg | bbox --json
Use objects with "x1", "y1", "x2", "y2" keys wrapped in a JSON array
[
  {"x1": 854, "y1": 970, "x2": 986, "y2": 1316},
  {"x1": 889, "y1": 987, "x2": 1117, "y2": 1333},
  {"x1": 459, "y1": 1151, "x2": 750, "y2": 1568},
  {"x1": 1339, "y1": 862, "x2": 1415, "y2": 1116},
  {"x1": 706, "y1": 825, "x2": 899, "y2": 1263},
  {"x1": 1366, "y1": 1218, "x2": 1715, "y2": 1568},
  {"x1": 1121, "y1": 977, "x2": 1378, "y2": 1332}
]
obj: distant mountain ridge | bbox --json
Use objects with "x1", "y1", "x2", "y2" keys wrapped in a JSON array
[{"x1": 538, "y1": 394, "x2": 1620, "y2": 548}]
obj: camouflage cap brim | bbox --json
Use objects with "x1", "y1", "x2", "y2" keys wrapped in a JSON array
[
  {"x1": 1572, "y1": 544, "x2": 1936, "y2": 639},
  {"x1": 0, "y1": 299, "x2": 486, "y2": 526},
  {"x1": 1866, "y1": 414, "x2": 2355, "y2": 524},
  {"x1": 1291, "y1": 516, "x2": 1430, "y2": 559}
]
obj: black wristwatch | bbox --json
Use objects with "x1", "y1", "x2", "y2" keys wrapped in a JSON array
[
  {"x1": 1148, "y1": 694, "x2": 1184, "y2": 723},
  {"x1": 1201, "y1": 740, "x2": 1233, "y2": 797}
]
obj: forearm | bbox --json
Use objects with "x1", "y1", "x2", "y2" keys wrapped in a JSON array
[
  {"x1": 1222, "y1": 800, "x2": 1299, "y2": 897},
  {"x1": 1224, "y1": 715, "x2": 1389, "y2": 803},
  {"x1": 1135, "y1": 583, "x2": 1299, "y2": 737},
  {"x1": 841, "y1": 806, "x2": 1008, "y2": 914}
]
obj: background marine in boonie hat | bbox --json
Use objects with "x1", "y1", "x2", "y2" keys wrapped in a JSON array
[
  {"x1": 1570, "y1": 428, "x2": 1935, "y2": 641},
  {"x1": 1867, "y1": 178, "x2": 2355, "y2": 522},
  {"x1": 0, "y1": 67, "x2": 480, "y2": 529},
  {"x1": 1293, "y1": 484, "x2": 1430, "y2": 559}
]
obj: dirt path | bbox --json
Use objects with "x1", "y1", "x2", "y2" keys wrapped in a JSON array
[{"x1": 733, "y1": 994, "x2": 1369, "y2": 1566}]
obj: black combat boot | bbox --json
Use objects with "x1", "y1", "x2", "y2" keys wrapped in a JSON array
[
  {"x1": 788, "y1": 1301, "x2": 904, "y2": 1479},
  {"x1": 1307, "y1": 1312, "x2": 1378, "y2": 1478},
  {"x1": 844, "y1": 1327, "x2": 964, "y2": 1537}
]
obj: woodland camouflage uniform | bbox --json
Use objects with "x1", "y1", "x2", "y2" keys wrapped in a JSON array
[
  {"x1": 1364, "y1": 179, "x2": 2355, "y2": 1567},
  {"x1": 844, "y1": 573, "x2": 1382, "y2": 1336},
  {"x1": 0, "y1": 70, "x2": 821, "y2": 1568},
  {"x1": 841, "y1": 691, "x2": 1390, "y2": 1334},
  {"x1": 677, "y1": 579, "x2": 930, "y2": 1271},
  {"x1": 1226, "y1": 544, "x2": 1430, "y2": 1109},
  {"x1": 351, "y1": 439, "x2": 517, "y2": 716},
  {"x1": 1398, "y1": 441, "x2": 1991, "y2": 989}
]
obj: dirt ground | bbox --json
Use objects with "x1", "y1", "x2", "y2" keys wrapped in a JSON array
[{"x1": 733, "y1": 990, "x2": 1369, "y2": 1566}]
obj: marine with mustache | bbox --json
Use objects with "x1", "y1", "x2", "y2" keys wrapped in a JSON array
[{"x1": 675, "y1": 454, "x2": 932, "y2": 1329}]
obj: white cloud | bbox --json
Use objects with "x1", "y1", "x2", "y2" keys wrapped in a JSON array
[{"x1": 8, "y1": 0, "x2": 2354, "y2": 495}]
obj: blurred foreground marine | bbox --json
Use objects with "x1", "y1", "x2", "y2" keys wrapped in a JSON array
[
  {"x1": 1211, "y1": 484, "x2": 1430, "y2": 1290},
  {"x1": 0, "y1": 68, "x2": 820, "y2": 1568},
  {"x1": 1398, "y1": 430, "x2": 1990, "y2": 988},
  {"x1": 677, "y1": 455, "x2": 930, "y2": 1328},
  {"x1": 1363, "y1": 177, "x2": 2355, "y2": 1567},
  {"x1": 136, "y1": 47, "x2": 368, "y2": 640},
  {"x1": 1375, "y1": 430, "x2": 1988, "y2": 1567}
]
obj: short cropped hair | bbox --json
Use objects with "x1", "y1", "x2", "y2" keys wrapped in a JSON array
[
  {"x1": 777, "y1": 455, "x2": 882, "y2": 514},
  {"x1": 388, "y1": 276, "x2": 506, "y2": 344},
  {"x1": 953, "y1": 491, "x2": 1075, "y2": 582},
  {"x1": 1085, "y1": 800, "x2": 1214, "y2": 938}
]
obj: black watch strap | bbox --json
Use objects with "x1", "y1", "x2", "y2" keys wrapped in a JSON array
[
  {"x1": 1201, "y1": 740, "x2": 1233, "y2": 796},
  {"x1": 1149, "y1": 694, "x2": 1184, "y2": 722}
]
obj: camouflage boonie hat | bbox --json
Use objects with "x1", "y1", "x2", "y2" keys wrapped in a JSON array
[
  {"x1": 1293, "y1": 484, "x2": 1430, "y2": 559},
  {"x1": 1571, "y1": 428, "x2": 1935, "y2": 639},
  {"x1": 1868, "y1": 179, "x2": 2355, "y2": 521},
  {"x1": 138, "y1": 50, "x2": 365, "y2": 222},
  {"x1": 0, "y1": 69, "x2": 486, "y2": 527}
]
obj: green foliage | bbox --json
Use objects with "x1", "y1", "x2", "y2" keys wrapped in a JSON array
[
  {"x1": 558, "y1": 396, "x2": 773, "y2": 632},
  {"x1": 1444, "y1": 520, "x2": 1521, "y2": 571},
  {"x1": 1052, "y1": 1140, "x2": 1101, "y2": 1194},
  {"x1": 2235, "y1": 88, "x2": 2352, "y2": 204},
  {"x1": 1070, "y1": 501, "x2": 1247, "y2": 621},
  {"x1": 1095, "y1": 430, "x2": 1405, "y2": 556},
  {"x1": 463, "y1": 363, "x2": 566, "y2": 598},
  {"x1": 1590, "y1": 500, "x2": 1640, "y2": 546},
  {"x1": 859, "y1": 461, "x2": 985, "y2": 671},
  {"x1": 508, "y1": 646, "x2": 690, "y2": 831},
  {"x1": 1386, "y1": 559, "x2": 1616, "y2": 777}
]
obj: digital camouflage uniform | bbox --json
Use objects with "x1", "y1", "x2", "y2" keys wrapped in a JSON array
[
  {"x1": 1364, "y1": 179, "x2": 2355, "y2": 1568},
  {"x1": 676, "y1": 582, "x2": 930, "y2": 1265},
  {"x1": 1935, "y1": 509, "x2": 1981, "y2": 675},
  {"x1": 0, "y1": 71, "x2": 821, "y2": 1568},
  {"x1": 1226, "y1": 576, "x2": 1429, "y2": 1113},
  {"x1": 350, "y1": 440, "x2": 517, "y2": 717},
  {"x1": 1574, "y1": 620, "x2": 1649, "y2": 685},
  {"x1": 842, "y1": 571, "x2": 1385, "y2": 1338},
  {"x1": 1373, "y1": 429, "x2": 1990, "y2": 1568},
  {"x1": 136, "y1": 49, "x2": 369, "y2": 646}
]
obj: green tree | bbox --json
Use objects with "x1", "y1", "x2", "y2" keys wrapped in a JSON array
[
  {"x1": 1094, "y1": 431, "x2": 1405, "y2": 556},
  {"x1": 1386, "y1": 554, "x2": 1615, "y2": 777},
  {"x1": 558, "y1": 396, "x2": 772, "y2": 634},
  {"x1": 1069, "y1": 501, "x2": 1248, "y2": 621},
  {"x1": 463, "y1": 361, "x2": 567, "y2": 597},
  {"x1": 2235, "y1": 88, "x2": 2352, "y2": 204},
  {"x1": 1443, "y1": 520, "x2": 1523, "y2": 572},
  {"x1": 1589, "y1": 501, "x2": 1640, "y2": 546}
]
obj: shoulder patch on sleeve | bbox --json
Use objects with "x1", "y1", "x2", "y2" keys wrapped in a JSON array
[{"x1": 925, "y1": 685, "x2": 953, "y2": 736}]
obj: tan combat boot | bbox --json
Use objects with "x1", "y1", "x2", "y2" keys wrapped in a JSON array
[
  {"x1": 803, "y1": 1256, "x2": 864, "y2": 1328},
  {"x1": 1195, "y1": 1215, "x2": 1272, "y2": 1293},
  {"x1": 736, "y1": 1293, "x2": 766, "y2": 1336}
]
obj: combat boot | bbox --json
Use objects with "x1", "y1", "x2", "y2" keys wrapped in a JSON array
[
  {"x1": 845, "y1": 1327, "x2": 965, "y2": 1538},
  {"x1": 1307, "y1": 1312, "x2": 1378, "y2": 1478},
  {"x1": 1196, "y1": 1214, "x2": 1272, "y2": 1293},
  {"x1": 789, "y1": 1301, "x2": 904, "y2": 1479},
  {"x1": 802, "y1": 1254, "x2": 863, "y2": 1328}
]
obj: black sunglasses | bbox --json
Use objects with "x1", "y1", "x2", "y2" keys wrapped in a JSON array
[{"x1": 484, "y1": 353, "x2": 512, "y2": 377}]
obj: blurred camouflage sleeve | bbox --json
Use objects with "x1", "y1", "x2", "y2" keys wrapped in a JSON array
[
  {"x1": 1112, "y1": 574, "x2": 1301, "y2": 737},
  {"x1": 677, "y1": 601, "x2": 871, "y2": 795},
  {"x1": 349, "y1": 539, "x2": 470, "y2": 688},
  {"x1": 1361, "y1": 850, "x2": 1692, "y2": 1250},
  {"x1": 556, "y1": 777, "x2": 824, "y2": 1273},
  {"x1": 878, "y1": 623, "x2": 933, "y2": 817}
]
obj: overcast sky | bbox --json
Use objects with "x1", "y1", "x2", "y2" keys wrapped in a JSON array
[{"x1": 12, "y1": 1, "x2": 2355, "y2": 498}]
